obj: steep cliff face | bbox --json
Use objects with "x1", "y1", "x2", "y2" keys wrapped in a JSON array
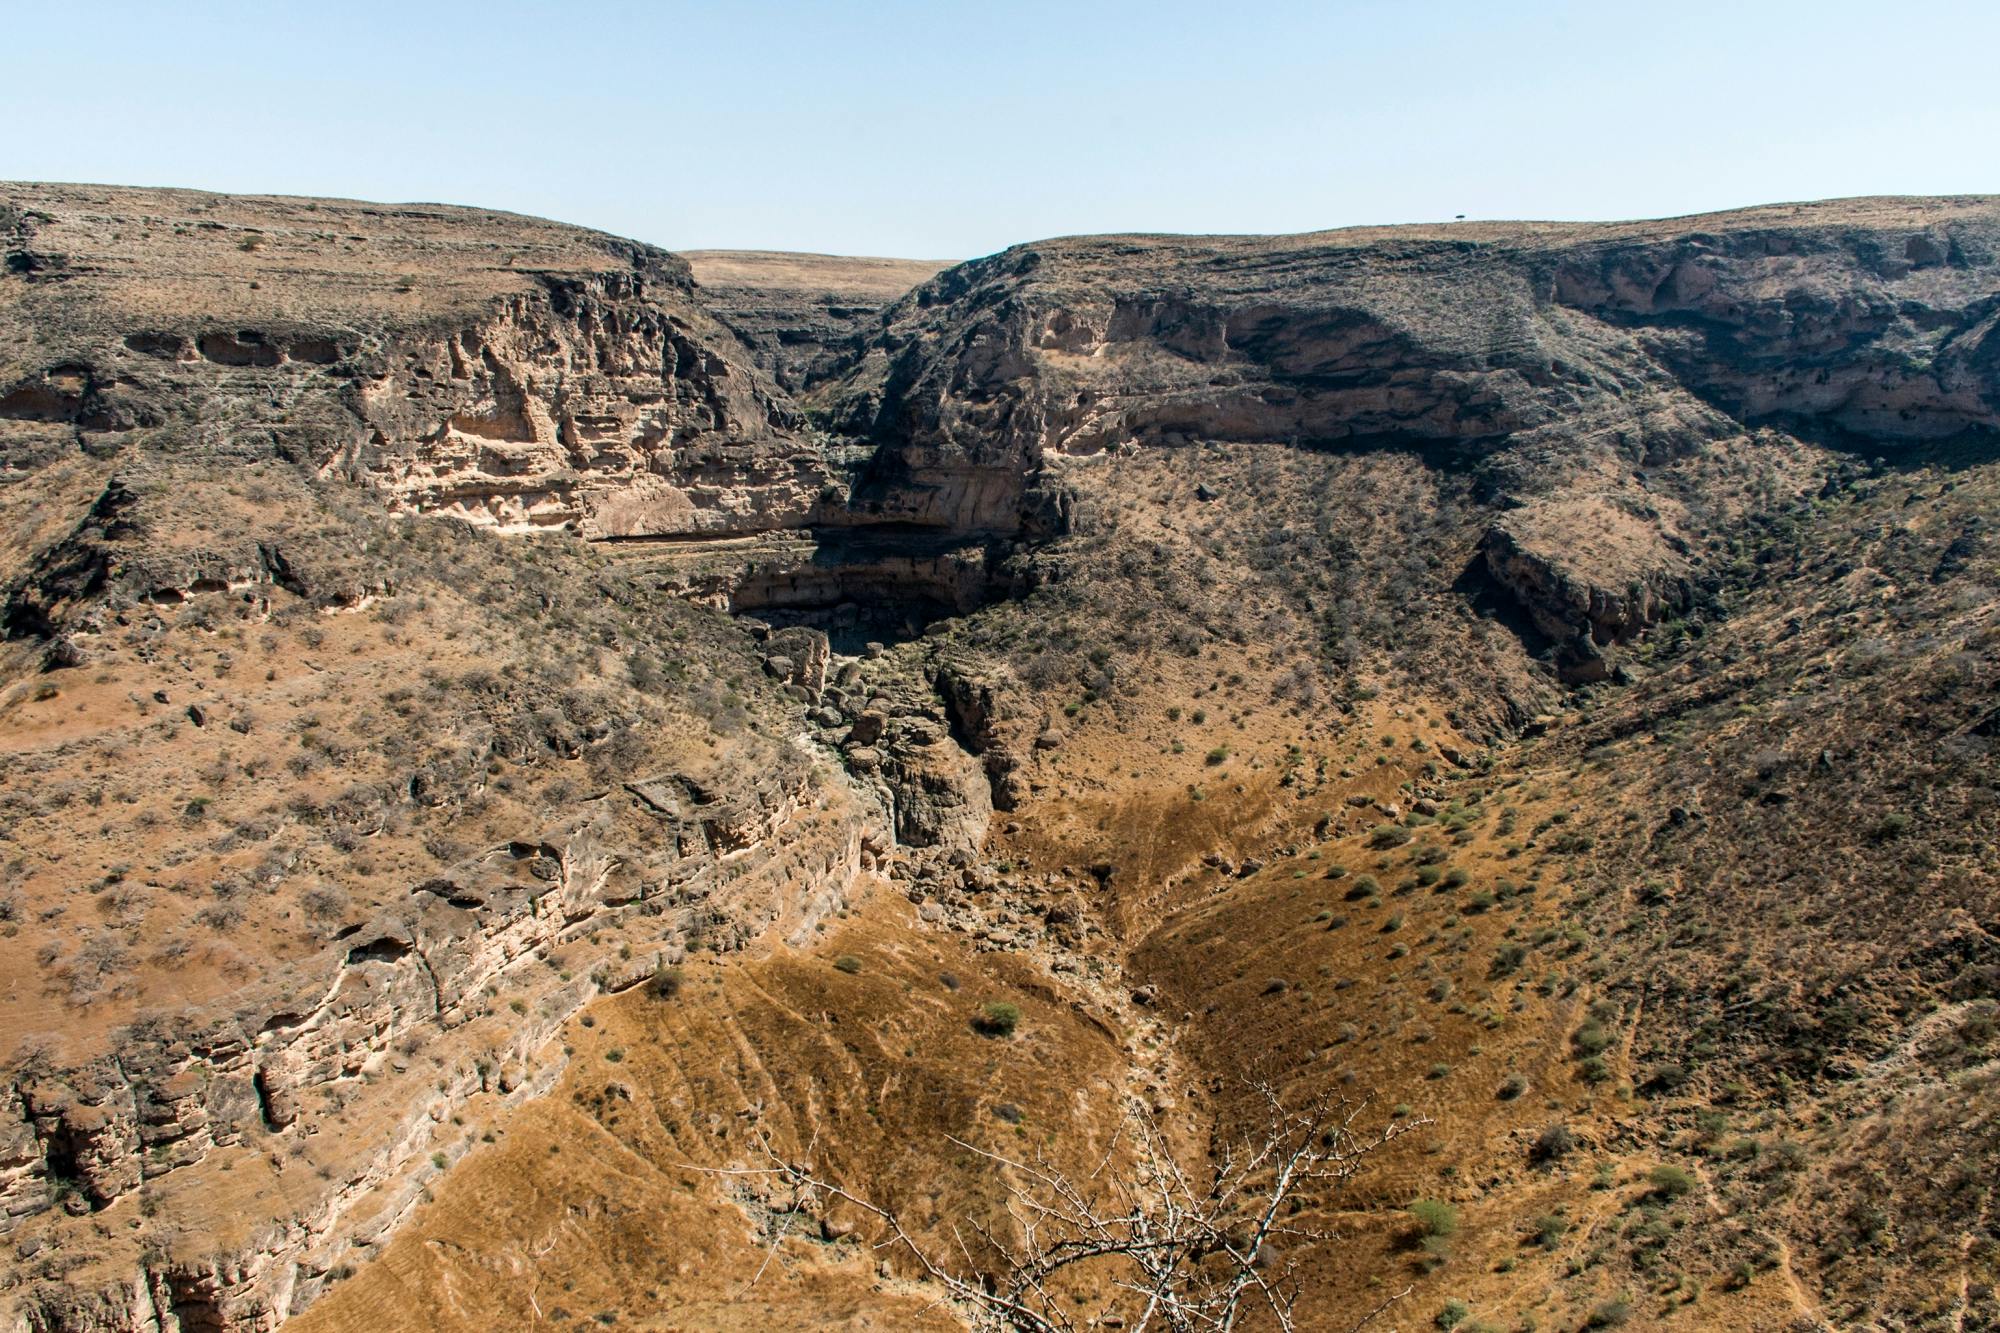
[
  {"x1": 0, "y1": 185, "x2": 830, "y2": 561},
  {"x1": 352, "y1": 274, "x2": 826, "y2": 538},
  {"x1": 824, "y1": 197, "x2": 2000, "y2": 659}
]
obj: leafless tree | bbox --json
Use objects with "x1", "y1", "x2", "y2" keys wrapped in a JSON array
[{"x1": 712, "y1": 1084, "x2": 1426, "y2": 1333}]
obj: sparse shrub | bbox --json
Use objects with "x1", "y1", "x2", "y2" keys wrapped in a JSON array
[
  {"x1": 301, "y1": 881, "x2": 349, "y2": 920},
  {"x1": 1868, "y1": 812, "x2": 1912, "y2": 842},
  {"x1": 1410, "y1": 1198, "x2": 1458, "y2": 1238},
  {"x1": 1531, "y1": 1124, "x2": 1576, "y2": 1163},
  {"x1": 1572, "y1": 1021, "x2": 1614, "y2": 1055},
  {"x1": 1586, "y1": 1296, "x2": 1631, "y2": 1327},
  {"x1": 833, "y1": 954, "x2": 863, "y2": 974},
  {"x1": 1641, "y1": 1062, "x2": 1690, "y2": 1095},
  {"x1": 1648, "y1": 1164, "x2": 1696, "y2": 1200},
  {"x1": 973, "y1": 1001, "x2": 1021, "y2": 1037},
  {"x1": 1497, "y1": 1074, "x2": 1529, "y2": 1100},
  {"x1": 650, "y1": 965, "x2": 683, "y2": 1000}
]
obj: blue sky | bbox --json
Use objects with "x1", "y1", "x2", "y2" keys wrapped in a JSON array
[{"x1": 6, "y1": 1, "x2": 1994, "y2": 259}]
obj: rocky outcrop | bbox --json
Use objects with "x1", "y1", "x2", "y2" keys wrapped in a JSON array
[
  {"x1": 0, "y1": 749, "x2": 879, "y2": 1331},
  {"x1": 878, "y1": 715, "x2": 993, "y2": 854},
  {"x1": 353, "y1": 274, "x2": 827, "y2": 538},
  {"x1": 935, "y1": 659, "x2": 1026, "y2": 811},
  {"x1": 833, "y1": 200, "x2": 2000, "y2": 489},
  {"x1": 1478, "y1": 522, "x2": 1695, "y2": 682},
  {"x1": 0, "y1": 185, "x2": 828, "y2": 558}
]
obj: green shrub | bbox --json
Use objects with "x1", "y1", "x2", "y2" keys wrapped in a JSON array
[
  {"x1": 650, "y1": 965, "x2": 684, "y2": 1000},
  {"x1": 1868, "y1": 812, "x2": 1911, "y2": 842},
  {"x1": 1585, "y1": 1296, "x2": 1631, "y2": 1327},
  {"x1": 833, "y1": 954, "x2": 863, "y2": 974},
  {"x1": 1410, "y1": 1198, "x2": 1458, "y2": 1238},
  {"x1": 973, "y1": 1001, "x2": 1021, "y2": 1037},
  {"x1": 1649, "y1": 1164, "x2": 1697, "y2": 1200},
  {"x1": 1572, "y1": 1021, "x2": 1614, "y2": 1055}
]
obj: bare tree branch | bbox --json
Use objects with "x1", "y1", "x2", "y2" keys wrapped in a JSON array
[{"x1": 686, "y1": 1084, "x2": 1427, "y2": 1332}]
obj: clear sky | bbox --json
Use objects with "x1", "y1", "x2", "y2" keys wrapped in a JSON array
[{"x1": 7, "y1": 0, "x2": 1995, "y2": 260}]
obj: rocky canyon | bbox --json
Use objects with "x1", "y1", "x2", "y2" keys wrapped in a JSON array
[{"x1": 0, "y1": 183, "x2": 1994, "y2": 1332}]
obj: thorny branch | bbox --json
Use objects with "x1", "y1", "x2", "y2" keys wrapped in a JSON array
[{"x1": 693, "y1": 1083, "x2": 1428, "y2": 1333}]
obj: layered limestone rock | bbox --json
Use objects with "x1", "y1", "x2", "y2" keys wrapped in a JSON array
[
  {"x1": 0, "y1": 751, "x2": 878, "y2": 1332},
  {"x1": 833, "y1": 200, "x2": 2000, "y2": 483},
  {"x1": 1476, "y1": 494, "x2": 1703, "y2": 682},
  {"x1": 822, "y1": 197, "x2": 2000, "y2": 665},
  {"x1": 352, "y1": 275, "x2": 827, "y2": 537},
  {"x1": 601, "y1": 528, "x2": 1007, "y2": 624},
  {"x1": 0, "y1": 184, "x2": 830, "y2": 560}
]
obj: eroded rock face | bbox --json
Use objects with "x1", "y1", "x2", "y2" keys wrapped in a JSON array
[
  {"x1": 1478, "y1": 517, "x2": 1697, "y2": 682},
  {"x1": 0, "y1": 754, "x2": 877, "y2": 1330},
  {"x1": 355, "y1": 275, "x2": 825, "y2": 538},
  {"x1": 822, "y1": 198, "x2": 2000, "y2": 645},
  {"x1": 0, "y1": 185, "x2": 828, "y2": 566}
]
